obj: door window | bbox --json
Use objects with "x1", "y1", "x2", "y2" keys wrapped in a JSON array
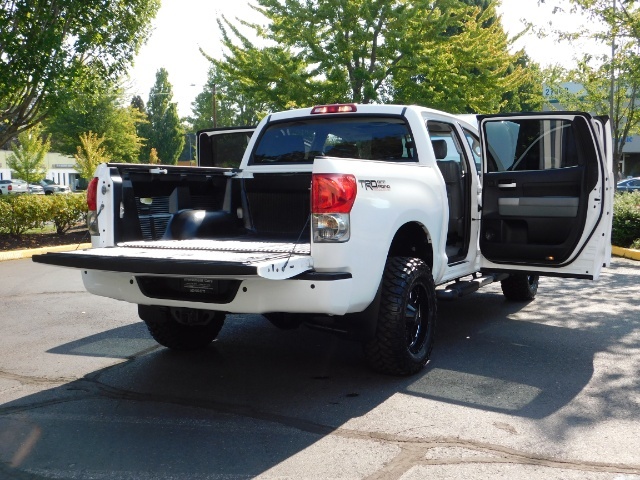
[
  {"x1": 462, "y1": 128, "x2": 481, "y2": 172},
  {"x1": 484, "y1": 119, "x2": 579, "y2": 173}
]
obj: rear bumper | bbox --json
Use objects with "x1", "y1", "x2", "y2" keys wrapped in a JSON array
[{"x1": 81, "y1": 269, "x2": 355, "y2": 316}]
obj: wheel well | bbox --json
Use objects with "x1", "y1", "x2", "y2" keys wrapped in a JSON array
[{"x1": 388, "y1": 222, "x2": 433, "y2": 269}]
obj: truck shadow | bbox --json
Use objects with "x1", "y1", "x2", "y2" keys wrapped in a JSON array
[{"x1": 0, "y1": 262, "x2": 638, "y2": 478}]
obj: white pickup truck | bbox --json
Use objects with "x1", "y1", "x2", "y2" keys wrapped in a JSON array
[{"x1": 33, "y1": 104, "x2": 614, "y2": 375}]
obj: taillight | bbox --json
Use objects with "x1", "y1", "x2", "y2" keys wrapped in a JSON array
[
  {"x1": 86, "y1": 177, "x2": 100, "y2": 236},
  {"x1": 310, "y1": 104, "x2": 357, "y2": 114},
  {"x1": 312, "y1": 174, "x2": 357, "y2": 213},
  {"x1": 312, "y1": 174, "x2": 356, "y2": 243},
  {"x1": 7, "y1": 185, "x2": 12, "y2": 191},
  {"x1": 86, "y1": 177, "x2": 99, "y2": 211}
]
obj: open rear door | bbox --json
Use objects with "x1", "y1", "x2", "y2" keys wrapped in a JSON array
[
  {"x1": 197, "y1": 127, "x2": 255, "y2": 168},
  {"x1": 478, "y1": 112, "x2": 613, "y2": 280}
]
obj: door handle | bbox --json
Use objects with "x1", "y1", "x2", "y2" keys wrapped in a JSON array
[{"x1": 498, "y1": 182, "x2": 516, "y2": 189}]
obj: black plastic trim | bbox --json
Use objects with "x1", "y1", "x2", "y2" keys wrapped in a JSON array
[
  {"x1": 293, "y1": 272, "x2": 352, "y2": 281},
  {"x1": 480, "y1": 268, "x2": 593, "y2": 280}
]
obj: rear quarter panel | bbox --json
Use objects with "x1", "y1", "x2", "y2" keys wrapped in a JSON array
[{"x1": 311, "y1": 157, "x2": 447, "y2": 312}]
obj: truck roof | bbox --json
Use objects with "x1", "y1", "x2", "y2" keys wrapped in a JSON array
[{"x1": 265, "y1": 104, "x2": 479, "y2": 133}]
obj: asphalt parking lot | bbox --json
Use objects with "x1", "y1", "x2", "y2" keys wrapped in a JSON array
[{"x1": 0, "y1": 257, "x2": 639, "y2": 479}]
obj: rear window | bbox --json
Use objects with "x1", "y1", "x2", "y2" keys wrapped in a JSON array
[{"x1": 251, "y1": 116, "x2": 415, "y2": 164}]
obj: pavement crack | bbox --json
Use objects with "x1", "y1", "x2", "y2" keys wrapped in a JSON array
[
  {"x1": 54, "y1": 378, "x2": 640, "y2": 478},
  {"x1": 0, "y1": 369, "x2": 79, "y2": 387},
  {"x1": 358, "y1": 435, "x2": 640, "y2": 478},
  {"x1": 2, "y1": 370, "x2": 639, "y2": 478}
]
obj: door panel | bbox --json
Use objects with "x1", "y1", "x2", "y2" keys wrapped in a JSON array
[{"x1": 478, "y1": 112, "x2": 611, "y2": 279}]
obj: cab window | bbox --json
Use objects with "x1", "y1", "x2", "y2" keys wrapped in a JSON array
[{"x1": 251, "y1": 117, "x2": 415, "y2": 164}]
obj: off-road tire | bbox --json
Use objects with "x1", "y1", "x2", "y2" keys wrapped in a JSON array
[
  {"x1": 500, "y1": 273, "x2": 539, "y2": 301},
  {"x1": 141, "y1": 306, "x2": 225, "y2": 350},
  {"x1": 363, "y1": 257, "x2": 437, "y2": 376}
]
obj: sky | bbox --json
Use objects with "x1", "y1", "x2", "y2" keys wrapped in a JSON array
[{"x1": 127, "y1": 0, "x2": 605, "y2": 118}]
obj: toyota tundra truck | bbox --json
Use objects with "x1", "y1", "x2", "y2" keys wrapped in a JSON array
[{"x1": 33, "y1": 104, "x2": 614, "y2": 375}]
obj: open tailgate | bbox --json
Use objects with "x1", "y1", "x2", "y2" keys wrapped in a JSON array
[{"x1": 32, "y1": 240, "x2": 313, "y2": 280}]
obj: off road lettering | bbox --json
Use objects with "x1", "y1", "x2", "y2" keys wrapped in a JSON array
[{"x1": 359, "y1": 179, "x2": 390, "y2": 191}]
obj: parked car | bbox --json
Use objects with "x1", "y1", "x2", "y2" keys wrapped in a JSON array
[
  {"x1": 617, "y1": 177, "x2": 640, "y2": 193},
  {"x1": 28, "y1": 183, "x2": 45, "y2": 194},
  {"x1": 39, "y1": 178, "x2": 70, "y2": 194},
  {"x1": 0, "y1": 179, "x2": 29, "y2": 195}
]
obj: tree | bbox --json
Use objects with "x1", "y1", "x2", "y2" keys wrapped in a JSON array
[
  {"x1": 148, "y1": 148, "x2": 160, "y2": 165},
  {"x1": 391, "y1": 1, "x2": 534, "y2": 113},
  {"x1": 131, "y1": 95, "x2": 146, "y2": 114},
  {"x1": 212, "y1": 21, "x2": 325, "y2": 113},
  {"x1": 140, "y1": 69, "x2": 185, "y2": 165},
  {"x1": 0, "y1": 0, "x2": 160, "y2": 148},
  {"x1": 211, "y1": 0, "x2": 534, "y2": 114},
  {"x1": 501, "y1": 53, "x2": 545, "y2": 113},
  {"x1": 540, "y1": 0, "x2": 640, "y2": 179},
  {"x1": 44, "y1": 80, "x2": 146, "y2": 163},
  {"x1": 6, "y1": 124, "x2": 50, "y2": 186},
  {"x1": 187, "y1": 64, "x2": 268, "y2": 131},
  {"x1": 545, "y1": 59, "x2": 640, "y2": 178},
  {"x1": 74, "y1": 132, "x2": 109, "y2": 181}
]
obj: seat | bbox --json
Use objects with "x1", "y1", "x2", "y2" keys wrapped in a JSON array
[
  {"x1": 255, "y1": 133, "x2": 307, "y2": 162},
  {"x1": 325, "y1": 142, "x2": 358, "y2": 158},
  {"x1": 433, "y1": 140, "x2": 464, "y2": 240},
  {"x1": 371, "y1": 135, "x2": 404, "y2": 160}
]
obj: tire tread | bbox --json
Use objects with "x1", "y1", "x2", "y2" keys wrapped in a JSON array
[{"x1": 364, "y1": 257, "x2": 437, "y2": 376}]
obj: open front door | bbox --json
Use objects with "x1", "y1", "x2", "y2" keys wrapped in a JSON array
[{"x1": 478, "y1": 112, "x2": 613, "y2": 280}]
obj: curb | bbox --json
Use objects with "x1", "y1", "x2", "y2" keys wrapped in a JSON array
[
  {"x1": 612, "y1": 245, "x2": 640, "y2": 261},
  {"x1": 0, "y1": 243, "x2": 92, "y2": 262}
]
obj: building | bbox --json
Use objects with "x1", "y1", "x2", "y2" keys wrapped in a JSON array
[{"x1": 0, "y1": 150, "x2": 84, "y2": 190}]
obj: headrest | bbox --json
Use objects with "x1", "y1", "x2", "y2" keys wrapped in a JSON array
[{"x1": 431, "y1": 139, "x2": 448, "y2": 160}]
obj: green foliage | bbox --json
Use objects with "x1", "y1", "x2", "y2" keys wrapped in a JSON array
[
  {"x1": 544, "y1": 57, "x2": 640, "y2": 177},
  {"x1": 148, "y1": 148, "x2": 160, "y2": 164},
  {"x1": 0, "y1": 193, "x2": 87, "y2": 237},
  {"x1": 612, "y1": 191, "x2": 640, "y2": 248},
  {"x1": 0, "y1": 195, "x2": 51, "y2": 236},
  {"x1": 139, "y1": 69, "x2": 185, "y2": 165},
  {"x1": 44, "y1": 81, "x2": 146, "y2": 163},
  {"x1": 6, "y1": 124, "x2": 50, "y2": 185},
  {"x1": 0, "y1": 0, "x2": 160, "y2": 148},
  {"x1": 540, "y1": 0, "x2": 640, "y2": 179},
  {"x1": 501, "y1": 53, "x2": 545, "y2": 113},
  {"x1": 74, "y1": 132, "x2": 109, "y2": 181},
  {"x1": 187, "y1": 64, "x2": 268, "y2": 130},
  {"x1": 212, "y1": 18, "x2": 329, "y2": 112},
  {"x1": 49, "y1": 193, "x2": 88, "y2": 235},
  {"x1": 392, "y1": 2, "x2": 537, "y2": 113},
  {"x1": 206, "y1": 0, "x2": 537, "y2": 115}
]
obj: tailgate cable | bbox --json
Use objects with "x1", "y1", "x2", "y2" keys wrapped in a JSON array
[{"x1": 282, "y1": 215, "x2": 310, "y2": 270}]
